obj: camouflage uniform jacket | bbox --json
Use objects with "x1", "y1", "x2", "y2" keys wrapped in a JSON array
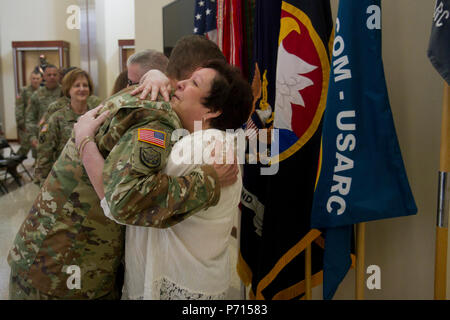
[
  {"x1": 39, "y1": 95, "x2": 103, "y2": 132},
  {"x1": 34, "y1": 98, "x2": 101, "y2": 186},
  {"x1": 8, "y1": 86, "x2": 220, "y2": 299},
  {"x1": 25, "y1": 85, "x2": 62, "y2": 144},
  {"x1": 15, "y1": 85, "x2": 37, "y2": 130}
]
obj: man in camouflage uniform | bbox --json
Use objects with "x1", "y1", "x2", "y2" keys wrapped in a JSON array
[
  {"x1": 25, "y1": 65, "x2": 61, "y2": 159},
  {"x1": 8, "y1": 43, "x2": 229, "y2": 299},
  {"x1": 15, "y1": 71, "x2": 42, "y2": 158}
]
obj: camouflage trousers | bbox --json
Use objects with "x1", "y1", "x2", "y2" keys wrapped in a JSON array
[
  {"x1": 9, "y1": 268, "x2": 120, "y2": 300},
  {"x1": 16, "y1": 127, "x2": 31, "y2": 157}
]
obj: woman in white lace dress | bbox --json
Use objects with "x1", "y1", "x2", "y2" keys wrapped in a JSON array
[{"x1": 74, "y1": 60, "x2": 253, "y2": 299}]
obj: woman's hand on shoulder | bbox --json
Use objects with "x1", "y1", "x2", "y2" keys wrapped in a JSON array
[{"x1": 130, "y1": 69, "x2": 171, "y2": 102}]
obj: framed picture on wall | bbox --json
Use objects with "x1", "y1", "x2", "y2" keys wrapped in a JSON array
[
  {"x1": 12, "y1": 41, "x2": 70, "y2": 96},
  {"x1": 118, "y1": 39, "x2": 135, "y2": 72}
]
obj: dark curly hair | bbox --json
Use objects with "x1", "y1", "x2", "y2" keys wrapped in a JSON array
[{"x1": 201, "y1": 60, "x2": 253, "y2": 131}]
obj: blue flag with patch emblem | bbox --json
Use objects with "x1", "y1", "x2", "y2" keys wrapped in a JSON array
[
  {"x1": 239, "y1": 0, "x2": 333, "y2": 299},
  {"x1": 311, "y1": 0, "x2": 418, "y2": 299},
  {"x1": 237, "y1": 0, "x2": 283, "y2": 299}
]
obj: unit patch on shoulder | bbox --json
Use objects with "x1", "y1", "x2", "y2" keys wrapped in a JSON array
[
  {"x1": 138, "y1": 128, "x2": 166, "y2": 149},
  {"x1": 140, "y1": 147, "x2": 161, "y2": 168}
]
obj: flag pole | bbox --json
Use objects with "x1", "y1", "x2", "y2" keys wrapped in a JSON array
[
  {"x1": 434, "y1": 82, "x2": 450, "y2": 300},
  {"x1": 355, "y1": 222, "x2": 366, "y2": 299},
  {"x1": 305, "y1": 244, "x2": 312, "y2": 299}
]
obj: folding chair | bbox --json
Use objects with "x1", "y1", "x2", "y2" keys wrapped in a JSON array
[
  {"x1": 0, "y1": 158, "x2": 23, "y2": 190},
  {"x1": 0, "y1": 137, "x2": 33, "y2": 180},
  {"x1": 0, "y1": 179, "x2": 8, "y2": 195}
]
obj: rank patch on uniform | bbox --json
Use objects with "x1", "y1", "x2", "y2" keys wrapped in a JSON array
[
  {"x1": 140, "y1": 147, "x2": 161, "y2": 168},
  {"x1": 41, "y1": 124, "x2": 48, "y2": 133},
  {"x1": 138, "y1": 128, "x2": 166, "y2": 148}
]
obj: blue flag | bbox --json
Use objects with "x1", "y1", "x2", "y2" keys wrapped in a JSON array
[
  {"x1": 311, "y1": 0, "x2": 417, "y2": 299},
  {"x1": 428, "y1": 0, "x2": 450, "y2": 84}
]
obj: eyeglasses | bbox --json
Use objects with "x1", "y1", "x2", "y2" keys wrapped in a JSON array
[{"x1": 127, "y1": 79, "x2": 139, "y2": 87}]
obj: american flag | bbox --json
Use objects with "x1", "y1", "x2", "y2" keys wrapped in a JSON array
[
  {"x1": 245, "y1": 117, "x2": 258, "y2": 140},
  {"x1": 193, "y1": 0, "x2": 217, "y2": 43},
  {"x1": 138, "y1": 129, "x2": 166, "y2": 148}
]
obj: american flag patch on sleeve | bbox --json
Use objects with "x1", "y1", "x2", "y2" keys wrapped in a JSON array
[{"x1": 138, "y1": 128, "x2": 166, "y2": 148}]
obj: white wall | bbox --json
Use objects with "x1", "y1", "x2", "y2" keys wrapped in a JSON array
[
  {"x1": 0, "y1": 0, "x2": 80, "y2": 140},
  {"x1": 96, "y1": 0, "x2": 135, "y2": 99}
]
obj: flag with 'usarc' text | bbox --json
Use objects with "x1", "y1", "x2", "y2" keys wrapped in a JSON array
[{"x1": 310, "y1": 0, "x2": 417, "y2": 300}]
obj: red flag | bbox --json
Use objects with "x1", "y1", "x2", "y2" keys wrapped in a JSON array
[{"x1": 217, "y1": 0, "x2": 244, "y2": 71}]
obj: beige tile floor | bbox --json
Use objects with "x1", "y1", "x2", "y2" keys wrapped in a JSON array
[{"x1": 0, "y1": 144, "x2": 243, "y2": 300}]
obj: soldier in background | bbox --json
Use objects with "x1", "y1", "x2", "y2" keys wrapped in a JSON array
[
  {"x1": 15, "y1": 71, "x2": 42, "y2": 159},
  {"x1": 38, "y1": 66, "x2": 101, "y2": 139},
  {"x1": 24, "y1": 65, "x2": 61, "y2": 160},
  {"x1": 37, "y1": 51, "x2": 167, "y2": 135}
]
